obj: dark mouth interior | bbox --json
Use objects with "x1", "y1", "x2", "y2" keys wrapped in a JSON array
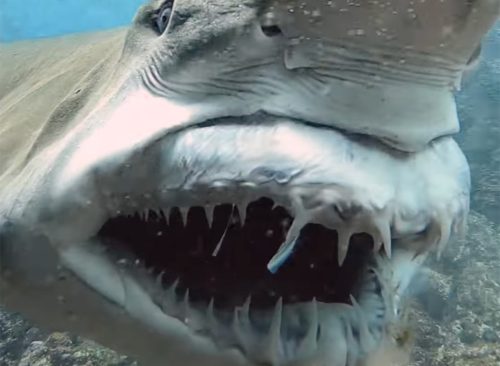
[{"x1": 98, "y1": 197, "x2": 373, "y2": 310}]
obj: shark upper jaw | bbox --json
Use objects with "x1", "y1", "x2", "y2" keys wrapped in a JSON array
[{"x1": 7, "y1": 106, "x2": 469, "y2": 365}]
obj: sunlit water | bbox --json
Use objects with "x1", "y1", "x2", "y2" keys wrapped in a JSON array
[{"x1": 0, "y1": 1, "x2": 499, "y2": 365}]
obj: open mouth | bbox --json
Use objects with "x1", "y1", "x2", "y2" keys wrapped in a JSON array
[
  {"x1": 91, "y1": 194, "x2": 389, "y2": 364},
  {"x1": 44, "y1": 120, "x2": 468, "y2": 365},
  {"x1": 98, "y1": 197, "x2": 375, "y2": 311}
]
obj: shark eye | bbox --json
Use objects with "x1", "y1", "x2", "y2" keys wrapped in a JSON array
[{"x1": 153, "y1": 0, "x2": 174, "y2": 34}]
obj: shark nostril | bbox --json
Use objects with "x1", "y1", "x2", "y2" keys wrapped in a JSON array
[{"x1": 261, "y1": 25, "x2": 282, "y2": 37}]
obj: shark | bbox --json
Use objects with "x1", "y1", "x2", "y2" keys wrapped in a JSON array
[{"x1": 0, "y1": 0, "x2": 499, "y2": 365}]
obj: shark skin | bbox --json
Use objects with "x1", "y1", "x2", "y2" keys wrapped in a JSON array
[{"x1": 0, "y1": 1, "x2": 499, "y2": 365}]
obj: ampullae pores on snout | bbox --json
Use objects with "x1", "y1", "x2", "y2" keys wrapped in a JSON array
[{"x1": 1, "y1": 1, "x2": 499, "y2": 365}]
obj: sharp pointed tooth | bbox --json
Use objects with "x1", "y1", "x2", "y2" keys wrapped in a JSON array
[
  {"x1": 298, "y1": 298, "x2": 318, "y2": 356},
  {"x1": 207, "y1": 205, "x2": 215, "y2": 228},
  {"x1": 370, "y1": 222, "x2": 382, "y2": 253},
  {"x1": 231, "y1": 306, "x2": 248, "y2": 348},
  {"x1": 183, "y1": 289, "x2": 191, "y2": 320},
  {"x1": 232, "y1": 297, "x2": 254, "y2": 353},
  {"x1": 178, "y1": 207, "x2": 189, "y2": 226},
  {"x1": 155, "y1": 271, "x2": 165, "y2": 289},
  {"x1": 236, "y1": 202, "x2": 247, "y2": 226},
  {"x1": 262, "y1": 297, "x2": 282, "y2": 365},
  {"x1": 161, "y1": 278, "x2": 179, "y2": 311},
  {"x1": 207, "y1": 298, "x2": 217, "y2": 333},
  {"x1": 144, "y1": 209, "x2": 149, "y2": 221},
  {"x1": 167, "y1": 278, "x2": 179, "y2": 302},
  {"x1": 337, "y1": 229, "x2": 352, "y2": 266},
  {"x1": 240, "y1": 295, "x2": 252, "y2": 327},
  {"x1": 205, "y1": 205, "x2": 215, "y2": 228},
  {"x1": 373, "y1": 217, "x2": 391, "y2": 258},
  {"x1": 230, "y1": 204, "x2": 240, "y2": 226},
  {"x1": 267, "y1": 217, "x2": 304, "y2": 273}
]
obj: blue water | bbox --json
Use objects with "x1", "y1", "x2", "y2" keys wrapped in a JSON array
[{"x1": 0, "y1": 0, "x2": 146, "y2": 42}]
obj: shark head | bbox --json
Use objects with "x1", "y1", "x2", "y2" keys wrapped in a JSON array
[{"x1": 0, "y1": 1, "x2": 498, "y2": 365}]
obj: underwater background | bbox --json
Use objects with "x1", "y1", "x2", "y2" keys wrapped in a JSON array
[
  {"x1": 0, "y1": 1, "x2": 499, "y2": 365},
  {"x1": 0, "y1": 0, "x2": 146, "y2": 42}
]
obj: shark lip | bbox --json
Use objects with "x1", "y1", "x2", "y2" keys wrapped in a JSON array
[{"x1": 97, "y1": 196, "x2": 374, "y2": 310}]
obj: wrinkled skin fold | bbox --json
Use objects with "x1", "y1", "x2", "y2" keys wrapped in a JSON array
[{"x1": 0, "y1": 1, "x2": 499, "y2": 365}]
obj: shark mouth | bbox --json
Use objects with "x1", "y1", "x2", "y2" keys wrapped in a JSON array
[
  {"x1": 94, "y1": 195, "x2": 390, "y2": 365},
  {"x1": 50, "y1": 119, "x2": 469, "y2": 365},
  {"x1": 98, "y1": 197, "x2": 375, "y2": 310}
]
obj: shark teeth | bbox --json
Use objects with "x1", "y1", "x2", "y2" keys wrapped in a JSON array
[
  {"x1": 297, "y1": 298, "x2": 319, "y2": 356},
  {"x1": 231, "y1": 295, "x2": 254, "y2": 350},
  {"x1": 178, "y1": 207, "x2": 189, "y2": 226},
  {"x1": 127, "y1": 243, "x2": 394, "y2": 366},
  {"x1": 144, "y1": 199, "x2": 396, "y2": 273},
  {"x1": 132, "y1": 192, "x2": 460, "y2": 277},
  {"x1": 236, "y1": 202, "x2": 248, "y2": 226},
  {"x1": 337, "y1": 228, "x2": 353, "y2": 267},
  {"x1": 160, "y1": 278, "x2": 179, "y2": 313},
  {"x1": 266, "y1": 198, "x2": 395, "y2": 272},
  {"x1": 150, "y1": 281, "x2": 388, "y2": 366},
  {"x1": 261, "y1": 297, "x2": 283, "y2": 365}
]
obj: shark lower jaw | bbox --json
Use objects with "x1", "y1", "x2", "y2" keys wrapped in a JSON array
[
  {"x1": 59, "y1": 195, "x2": 394, "y2": 366},
  {"x1": 31, "y1": 118, "x2": 469, "y2": 366}
]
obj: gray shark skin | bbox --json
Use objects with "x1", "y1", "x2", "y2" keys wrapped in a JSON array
[{"x1": 0, "y1": 1, "x2": 498, "y2": 365}]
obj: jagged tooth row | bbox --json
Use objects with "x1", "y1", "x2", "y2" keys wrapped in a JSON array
[
  {"x1": 152, "y1": 276, "x2": 384, "y2": 366},
  {"x1": 331, "y1": 211, "x2": 393, "y2": 266},
  {"x1": 155, "y1": 279, "x2": 323, "y2": 365},
  {"x1": 267, "y1": 200, "x2": 394, "y2": 272},
  {"x1": 139, "y1": 200, "x2": 392, "y2": 272},
  {"x1": 142, "y1": 203, "x2": 251, "y2": 230},
  {"x1": 139, "y1": 199, "x2": 393, "y2": 271}
]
